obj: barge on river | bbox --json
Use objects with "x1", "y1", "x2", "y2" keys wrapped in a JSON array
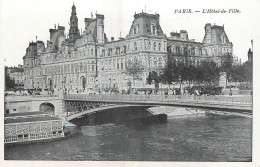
[{"x1": 4, "y1": 112, "x2": 64, "y2": 145}]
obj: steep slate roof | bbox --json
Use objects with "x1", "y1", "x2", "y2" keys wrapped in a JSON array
[
  {"x1": 211, "y1": 25, "x2": 230, "y2": 43},
  {"x1": 85, "y1": 19, "x2": 97, "y2": 41},
  {"x1": 129, "y1": 12, "x2": 164, "y2": 36},
  {"x1": 203, "y1": 24, "x2": 230, "y2": 44},
  {"x1": 23, "y1": 42, "x2": 37, "y2": 59},
  {"x1": 10, "y1": 68, "x2": 24, "y2": 73},
  {"x1": 50, "y1": 30, "x2": 65, "y2": 52},
  {"x1": 74, "y1": 37, "x2": 84, "y2": 47},
  {"x1": 74, "y1": 33, "x2": 95, "y2": 47}
]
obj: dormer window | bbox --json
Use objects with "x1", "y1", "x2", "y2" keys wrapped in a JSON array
[
  {"x1": 221, "y1": 34, "x2": 226, "y2": 43},
  {"x1": 133, "y1": 25, "x2": 139, "y2": 35},
  {"x1": 151, "y1": 25, "x2": 157, "y2": 35}
]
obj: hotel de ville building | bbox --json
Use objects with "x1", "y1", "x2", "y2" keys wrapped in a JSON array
[{"x1": 23, "y1": 4, "x2": 235, "y2": 93}]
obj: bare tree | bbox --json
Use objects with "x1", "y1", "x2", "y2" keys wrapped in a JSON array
[{"x1": 125, "y1": 60, "x2": 144, "y2": 87}]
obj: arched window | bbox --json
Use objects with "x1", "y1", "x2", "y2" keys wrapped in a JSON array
[{"x1": 91, "y1": 49, "x2": 94, "y2": 55}]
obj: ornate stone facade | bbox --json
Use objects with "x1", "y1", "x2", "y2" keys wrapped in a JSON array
[{"x1": 23, "y1": 4, "x2": 234, "y2": 93}]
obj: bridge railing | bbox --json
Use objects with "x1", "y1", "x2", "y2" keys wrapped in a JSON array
[{"x1": 64, "y1": 94, "x2": 252, "y2": 105}]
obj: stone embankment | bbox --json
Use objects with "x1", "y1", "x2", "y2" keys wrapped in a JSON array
[
  {"x1": 147, "y1": 106, "x2": 205, "y2": 118},
  {"x1": 147, "y1": 106, "x2": 252, "y2": 118}
]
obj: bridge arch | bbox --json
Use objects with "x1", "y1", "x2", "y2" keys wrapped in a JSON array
[
  {"x1": 39, "y1": 102, "x2": 55, "y2": 115},
  {"x1": 66, "y1": 104, "x2": 155, "y2": 122}
]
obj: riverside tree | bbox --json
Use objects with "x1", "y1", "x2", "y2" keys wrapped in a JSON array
[
  {"x1": 125, "y1": 59, "x2": 144, "y2": 87},
  {"x1": 220, "y1": 53, "x2": 233, "y2": 86},
  {"x1": 147, "y1": 71, "x2": 160, "y2": 91}
]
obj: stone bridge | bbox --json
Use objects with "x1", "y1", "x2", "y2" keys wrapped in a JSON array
[{"x1": 5, "y1": 94, "x2": 252, "y2": 121}]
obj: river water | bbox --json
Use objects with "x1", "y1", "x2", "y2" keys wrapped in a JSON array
[{"x1": 5, "y1": 108, "x2": 252, "y2": 161}]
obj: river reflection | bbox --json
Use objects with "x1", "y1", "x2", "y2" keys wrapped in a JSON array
[{"x1": 5, "y1": 109, "x2": 252, "y2": 161}]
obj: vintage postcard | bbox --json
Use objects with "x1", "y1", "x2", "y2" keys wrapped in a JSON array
[{"x1": 1, "y1": 0, "x2": 259, "y2": 166}]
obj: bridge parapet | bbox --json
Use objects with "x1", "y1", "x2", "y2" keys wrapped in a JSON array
[
  {"x1": 5, "y1": 95, "x2": 62, "y2": 102},
  {"x1": 64, "y1": 94, "x2": 252, "y2": 111},
  {"x1": 64, "y1": 94, "x2": 252, "y2": 105}
]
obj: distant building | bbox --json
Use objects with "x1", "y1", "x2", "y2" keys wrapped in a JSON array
[
  {"x1": 23, "y1": 4, "x2": 234, "y2": 92},
  {"x1": 6, "y1": 65, "x2": 25, "y2": 88}
]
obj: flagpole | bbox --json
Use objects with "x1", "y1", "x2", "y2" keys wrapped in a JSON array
[{"x1": 251, "y1": 39, "x2": 253, "y2": 55}]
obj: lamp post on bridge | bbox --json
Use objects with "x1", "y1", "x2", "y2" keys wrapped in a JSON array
[
  {"x1": 179, "y1": 75, "x2": 182, "y2": 95},
  {"x1": 229, "y1": 75, "x2": 232, "y2": 96}
]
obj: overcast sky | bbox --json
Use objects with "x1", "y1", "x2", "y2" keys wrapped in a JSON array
[{"x1": 0, "y1": 0, "x2": 260, "y2": 66}]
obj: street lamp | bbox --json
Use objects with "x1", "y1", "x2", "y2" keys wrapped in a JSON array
[
  {"x1": 61, "y1": 81, "x2": 64, "y2": 93},
  {"x1": 109, "y1": 78, "x2": 112, "y2": 93},
  {"x1": 179, "y1": 75, "x2": 182, "y2": 95},
  {"x1": 229, "y1": 75, "x2": 232, "y2": 96}
]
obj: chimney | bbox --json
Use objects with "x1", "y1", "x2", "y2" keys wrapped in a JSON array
[
  {"x1": 49, "y1": 29, "x2": 57, "y2": 39},
  {"x1": 84, "y1": 18, "x2": 93, "y2": 31}
]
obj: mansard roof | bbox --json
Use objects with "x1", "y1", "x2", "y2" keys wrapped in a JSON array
[
  {"x1": 84, "y1": 18, "x2": 97, "y2": 41},
  {"x1": 49, "y1": 28, "x2": 65, "y2": 52},
  {"x1": 128, "y1": 12, "x2": 164, "y2": 37},
  {"x1": 23, "y1": 42, "x2": 38, "y2": 59},
  {"x1": 203, "y1": 24, "x2": 231, "y2": 44}
]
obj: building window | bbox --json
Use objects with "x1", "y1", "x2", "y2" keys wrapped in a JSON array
[
  {"x1": 121, "y1": 63, "x2": 123, "y2": 69},
  {"x1": 149, "y1": 57, "x2": 152, "y2": 67},
  {"x1": 154, "y1": 57, "x2": 157, "y2": 67},
  {"x1": 134, "y1": 42, "x2": 137, "y2": 51},
  {"x1": 108, "y1": 49, "x2": 112, "y2": 56},
  {"x1": 102, "y1": 50, "x2": 105, "y2": 57},
  {"x1": 123, "y1": 46, "x2": 126, "y2": 53},
  {"x1": 80, "y1": 62, "x2": 83, "y2": 72},
  {"x1": 116, "y1": 47, "x2": 120, "y2": 55},
  {"x1": 92, "y1": 65, "x2": 95, "y2": 71},
  {"x1": 151, "y1": 25, "x2": 157, "y2": 35},
  {"x1": 148, "y1": 42, "x2": 151, "y2": 50},
  {"x1": 133, "y1": 25, "x2": 139, "y2": 35},
  {"x1": 91, "y1": 49, "x2": 94, "y2": 55},
  {"x1": 159, "y1": 58, "x2": 163, "y2": 67},
  {"x1": 222, "y1": 36, "x2": 226, "y2": 43},
  {"x1": 153, "y1": 42, "x2": 156, "y2": 50},
  {"x1": 175, "y1": 47, "x2": 179, "y2": 54},
  {"x1": 159, "y1": 43, "x2": 161, "y2": 51}
]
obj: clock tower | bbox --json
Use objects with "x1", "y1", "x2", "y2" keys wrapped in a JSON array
[{"x1": 69, "y1": 3, "x2": 79, "y2": 42}]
